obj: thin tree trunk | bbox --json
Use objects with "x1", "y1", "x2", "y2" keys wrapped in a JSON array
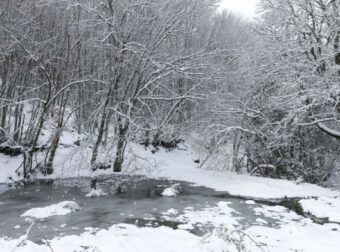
[
  {"x1": 232, "y1": 133, "x2": 241, "y2": 173},
  {"x1": 45, "y1": 92, "x2": 69, "y2": 175},
  {"x1": 0, "y1": 105, "x2": 7, "y2": 143},
  {"x1": 90, "y1": 88, "x2": 113, "y2": 164},
  {"x1": 13, "y1": 103, "x2": 21, "y2": 142},
  {"x1": 113, "y1": 120, "x2": 129, "y2": 172}
]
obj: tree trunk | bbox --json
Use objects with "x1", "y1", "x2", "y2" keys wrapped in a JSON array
[
  {"x1": 44, "y1": 128, "x2": 61, "y2": 175},
  {"x1": 232, "y1": 133, "x2": 241, "y2": 173},
  {"x1": 0, "y1": 105, "x2": 7, "y2": 143},
  {"x1": 90, "y1": 88, "x2": 112, "y2": 164},
  {"x1": 45, "y1": 90, "x2": 69, "y2": 175},
  {"x1": 113, "y1": 121, "x2": 129, "y2": 172},
  {"x1": 24, "y1": 111, "x2": 46, "y2": 177},
  {"x1": 13, "y1": 103, "x2": 21, "y2": 142}
]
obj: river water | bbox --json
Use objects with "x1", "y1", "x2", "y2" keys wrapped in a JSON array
[{"x1": 0, "y1": 175, "x2": 280, "y2": 242}]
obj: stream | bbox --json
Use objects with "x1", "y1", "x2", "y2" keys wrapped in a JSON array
[{"x1": 0, "y1": 175, "x2": 285, "y2": 243}]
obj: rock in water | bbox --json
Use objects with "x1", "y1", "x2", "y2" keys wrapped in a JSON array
[
  {"x1": 21, "y1": 201, "x2": 81, "y2": 219},
  {"x1": 86, "y1": 188, "x2": 107, "y2": 198},
  {"x1": 162, "y1": 184, "x2": 182, "y2": 197}
]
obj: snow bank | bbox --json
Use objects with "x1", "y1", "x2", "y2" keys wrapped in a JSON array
[
  {"x1": 2, "y1": 138, "x2": 339, "y2": 200},
  {"x1": 0, "y1": 224, "x2": 228, "y2": 252},
  {"x1": 21, "y1": 201, "x2": 80, "y2": 219},
  {"x1": 0, "y1": 154, "x2": 23, "y2": 183},
  {"x1": 246, "y1": 204, "x2": 340, "y2": 252},
  {"x1": 39, "y1": 142, "x2": 340, "y2": 199},
  {"x1": 131, "y1": 145, "x2": 340, "y2": 199},
  {"x1": 300, "y1": 196, "x2": 340, "y2": 222}
]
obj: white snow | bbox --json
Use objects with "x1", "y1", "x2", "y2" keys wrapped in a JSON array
[
  {"x1": 162, "y1": 208, "x2": 179, "y2": 216},
  {"x1": 2, "y1": 200, "x2": 335, "y2": 252},
  {"x1": 162, "y1": 187, "x2": 178, "y2": 197},
  {"x1": 161, "y1": 184, "x2": 180, "y2": 197},
  {"x1": 151, "y1": 202, "x2": 340, "y2": 252},
  {"x1": 0, "y1": 224, "x2": 228, "y2": 252},
  {"x1": 245, "y1": 200, "x2": 256, "y2": 204},
  {"x1": 131, "y1": 145, "x2": 340, "y2": 199},
  {"x1": 0, "y1": 154, "x2": 23, "y2": 183},
  {"x1": 161, "y1": 201, "x2": 241, "y2": 230},
  {"x1": 85, "y1": 189, "x2": 107, "y2": 198},
  {"x1": 300, "y1": 196, "x2": 340, "y2": 222},
  {"x1": 21, "y1": 201, "x2": 81, "y2": 219},
  {"x1": 58, "y1": 130, "x2": 81, "y2": 146},
  {"x1": 246, "y1": 204, "x2": 340, "y2": 252},
  {"x1": 255, "y1": 218, "x2": 268, "y2": 224},
  {"x1": 317, "y1": 122, "x2": 340, "y2": 138}
]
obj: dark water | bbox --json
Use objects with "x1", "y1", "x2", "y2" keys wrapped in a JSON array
[{"x1": 0, "y1": 175, "x2": 279, "y2": 243}]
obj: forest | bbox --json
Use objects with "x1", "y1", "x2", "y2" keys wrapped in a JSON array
[
  {"x1": 0, "y1": 0, "x2": 340, "y2": 252},
  {"x1": 1, "y1": 0, "x2": 339, "y2": 183},
  {"x1": 0, "y1": 0, "x2": 340, "y2": 183}
]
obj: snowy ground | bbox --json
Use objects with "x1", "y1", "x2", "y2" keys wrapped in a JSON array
[
  {"x1": 246, "y1": 204, "x2": 340, "y2": 252},
  {"x1": 131, "y1": 146, "x2": 339, "y2": 199},
  {"x1": 300, "y1": 196, "x2": 340, "y2": 223},
  {"x1": 1, "y1": 198, "x2": 340, "y2": 252},
  {"x1": 1, "y1": 133, "x2": 340, "y2": 251},
  {"x1": 0, "y1": 223, "x2": 229, "y2": 252}
]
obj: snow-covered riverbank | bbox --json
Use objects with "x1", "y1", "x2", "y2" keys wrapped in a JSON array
[
  {"x1": 2, "y1": 140, "x2": 339, "y2": 199},
  {"x1": 1, "y1": 196, "x2": 340, "y2": 252},
  {"x1": 1, "y1": 142, "x2": 340, "y2": 251}
]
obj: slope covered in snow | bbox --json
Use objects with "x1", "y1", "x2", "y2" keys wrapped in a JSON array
[{"x1": 130, "y1": 145, "x2": 339, "y2": 199}]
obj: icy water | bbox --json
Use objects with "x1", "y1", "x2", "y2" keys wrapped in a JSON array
[{"x1": 0, "y1": 175, "x2": 279, "y2": 242}]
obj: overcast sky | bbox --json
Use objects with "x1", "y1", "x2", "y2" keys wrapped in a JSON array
[{"x1": 219, "y1": 0, "x2": 259, "y2": 19}]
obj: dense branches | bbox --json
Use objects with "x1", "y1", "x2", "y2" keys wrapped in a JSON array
[
  {"x1": 1, "y1": 0, "x2": 338, "y2": 184},
  {"x1": 0, "y1": 0, "x2": 224, "y2": 176},
  {"x1": 206, "y1": 0, "x2": 340, "y2": 183}
]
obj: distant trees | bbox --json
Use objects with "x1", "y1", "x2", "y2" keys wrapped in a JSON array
[
  {"x1": 0, "y1": 0, "x2": 101, "y2": 176},
  {"x1": 208, "y1": 0, "x2": 340, "y2": 182},
  {"x1": 0, "y1": 0, "x2": 228, "y2": 177}
]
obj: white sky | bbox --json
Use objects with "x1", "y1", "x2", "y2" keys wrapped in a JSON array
[{"x1": 219, "y1": 0, "x2": 259, "y2": 20}]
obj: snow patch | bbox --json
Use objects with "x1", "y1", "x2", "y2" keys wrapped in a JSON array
[
  {"x1": 245, "y1": 200, "x2": 256, "y2": 205},
  {"x1": 300, "y1": 196, "x2": 340, "y2": 222},
  {"x1": 162, "y1": 208, "x2": 179, "y2": 216},
  {"x1": 21, "y1": 201, "x2": 81, "y2": 219},
  {"x1": 86, "y1": 189, "x2": 107, "y2": 198},
  {"x1": 162, "y1": 188, "x2": 178, "y2": 197},
  {"x1": 247, "y1": 204, "x2": 340, "y2": 252},
  {"x1": 0, "y1": 224, "x2": 229, "y2": 252},
  {"x1": 0, "y1": 154, "x2": 23, "y2": 183},
  {"x1": 162, "y1": 201, "x2": 241, "y2": 231},
  {"x1": 161, "y1": 184, "x2": 181, "y2": 197}
]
